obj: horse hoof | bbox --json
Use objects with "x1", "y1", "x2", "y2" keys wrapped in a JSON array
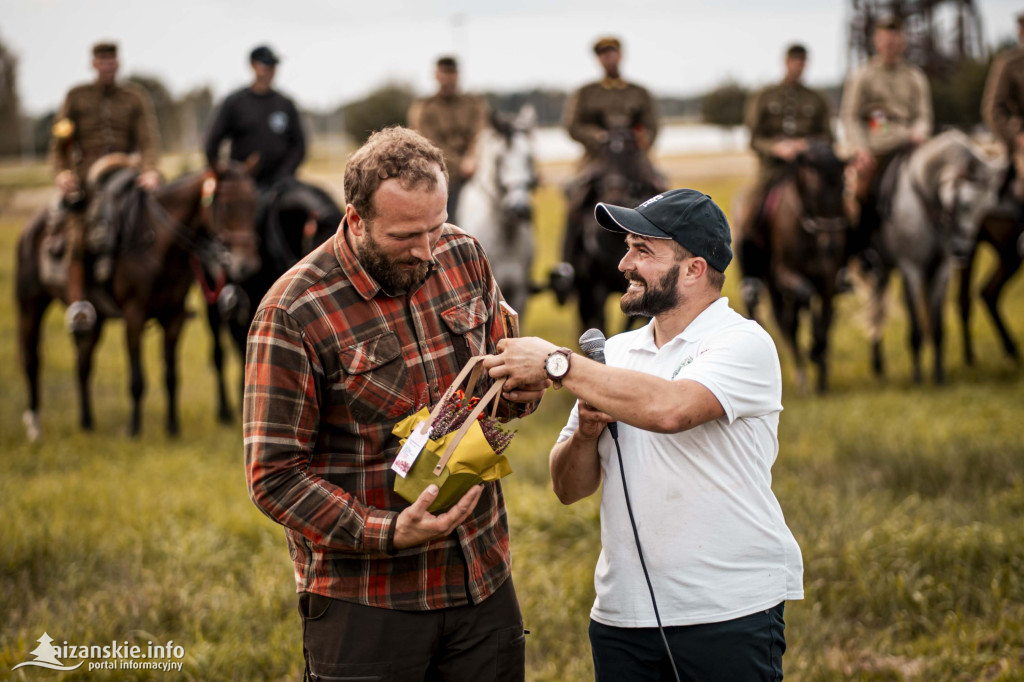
[
  {"x1": 22, "y1": 411, "x2": 41, "y2": 443},
  {"x1": 66, "y1": 300, "x2": 97, "y2": 334}
]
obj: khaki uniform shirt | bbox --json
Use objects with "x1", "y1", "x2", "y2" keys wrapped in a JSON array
[
  {"x1": 745, "y1": 80, "x2": 832, "y2": 179},
  {"x1": 564, "y1": 78, "x2": 659, "y2": 164},
  {"x1": 50, "y1": 81, "x2": 161, "y2": 179},
  {"x1": 407, "y1": 93, "x2": 488, "y2": 180},
  {"x1": 982, "y1": 46, "x2": 1024, "y2": 149},
  {"x1": 840, "y1": 57, "x2": 932, "y2": 155}
]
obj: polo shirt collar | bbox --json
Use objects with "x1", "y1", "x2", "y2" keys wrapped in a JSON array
[{"x1": 629, "y1": 297, "x2": 731, "y2": 353}]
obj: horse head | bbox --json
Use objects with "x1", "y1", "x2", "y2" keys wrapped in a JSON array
[
  {"x1": 491, "y1": 105, "x2": 538, "y2": 226},
  {"x1": 206, "y1": 159, "x2": 261, "y2": 281},
  {"x1": 915, "y1": 131, "x2": 1001, "y2": 263}
]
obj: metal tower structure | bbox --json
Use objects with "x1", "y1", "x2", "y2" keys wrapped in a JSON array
[{"x1": 848, "y1": 0, "x2": 986, "y2": 77}]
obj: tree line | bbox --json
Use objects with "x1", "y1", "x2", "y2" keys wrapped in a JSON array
[{"x1": 0, "y1": 32, "x2": 1009, "y2": 160}]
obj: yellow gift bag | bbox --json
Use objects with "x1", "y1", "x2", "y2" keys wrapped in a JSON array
[{"x1": 392, "y1": 356, "x2": 514, "y2": 513}]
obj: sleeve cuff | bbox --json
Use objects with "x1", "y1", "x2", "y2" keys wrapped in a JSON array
[{"x1": 363, "y1": 509, "x2": 397, "y2": 555}]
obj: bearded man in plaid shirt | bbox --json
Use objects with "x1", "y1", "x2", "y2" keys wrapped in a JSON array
[{"x1": 244, "y1": 126, "x2": 544, "y2": 681}]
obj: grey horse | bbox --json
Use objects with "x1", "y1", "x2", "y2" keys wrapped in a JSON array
[
  {"x1": 455, "y1": 105, "x2": 538, "y2": 319},
  {"x1": 867, "y1": 130, "x2": 1001, "y2": 384}
]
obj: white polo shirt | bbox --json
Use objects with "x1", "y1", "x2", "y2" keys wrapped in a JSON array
[{"x1": 558, "y1": 297, "x2": 804, "y2": 627}]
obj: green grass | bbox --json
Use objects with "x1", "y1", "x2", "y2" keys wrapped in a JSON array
[{"x1": 2, "y1": 166, "x2": 1023, "y2": 681}]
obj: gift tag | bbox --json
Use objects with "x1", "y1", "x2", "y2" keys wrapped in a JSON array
[{"x1": 392, "y1": 423, "x2": 432, "y2": 478}]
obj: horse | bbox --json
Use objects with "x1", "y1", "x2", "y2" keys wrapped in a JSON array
[
  {"x1": 734, "y1": 142, "x2": 850, "y2": 392},
  {"x1": 866, "y1": 130, "x2": 1001, "y2": 384},
  {"x1": 455, "y1": 104, "x2": 538, "y2": 318},
  {"x1": 16, "y1": 157, "x2": 261, "y2": 440},
  {"x1": 958, "y1": 200, "x2": 1023, "y2": 365},
  {"x1": 204, "y1": 177, "x2": 342, "y2": 421},
  {"x1": 564, "y1": 125, "x2": 667, "y2": 334}
]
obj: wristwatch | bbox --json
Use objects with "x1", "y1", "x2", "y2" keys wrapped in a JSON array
[{"x1": 545, "y1": 347, "x2": 572, "y2": 389}]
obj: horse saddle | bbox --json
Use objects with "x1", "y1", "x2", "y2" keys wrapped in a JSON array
[{"x1": 260, "y1": 178, "x2": 342, "y2": 275}]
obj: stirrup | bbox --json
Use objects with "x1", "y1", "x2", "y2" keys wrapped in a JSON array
[
  {"x1": 740, "y1": 277, "x2": 763, "y2": 305},
  {"x1": 66, "y1": 300, "x2": 97, "y2": 333},
  {"x1": 548, "y1": 262, "x2": 575, "y2": 306}
]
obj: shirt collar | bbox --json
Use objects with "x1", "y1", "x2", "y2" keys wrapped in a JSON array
[
  {"x1": 333, "y1": 221, "x2": 381, "y2": 301},
  {"x1": 628, "y1": 297, "x2": 732, "y2": 353},
  {"x1": 332, "y1": 220, "x2": 440, "y2": 301},
  {"x1": 600, "y1": 77, "x2": 628, "y2": 90}
]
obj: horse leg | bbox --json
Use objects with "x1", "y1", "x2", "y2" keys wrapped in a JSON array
[
  {"x1": 207, "y1": 301, "x2": 232, "y2": 422},
  {"x1": 810, "y1": 291, "x2": 834, "y2": 393},
  {"x1": 981, "y1": 248, "x2": 1022, "y2": 362},
  {"x1": 124, "y1": 305, "x2": 147, "y2": 437},
  {"x1": 768, "y1": 285, "x2": 806, "y2": 391},
  {"x1": 927, "y1": 261, "x2": 952, "y2": 385},
  {"x1": 958, "y1": 246, "x2": 977, "y2": 366},
  {"x1": 18, "y1": 295, "x2": 51, "y2": 441},
  {"x1": 161, "y1": 312, "x2": 186, "y2": 436},
  {"x1": 869, "y1": 268, "x2": 892, "y2": 378},
  {"x1": 73, "y1": 320, "x2": 105, "y2": 431},
  {"x1": 900, "y1": 267, "x2": 926, "y2": 384}
]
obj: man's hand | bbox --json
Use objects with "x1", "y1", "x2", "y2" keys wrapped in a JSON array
[
  {"x1": 136, "y1": 170, "x2": 161, "y2": 192},
  {"x1": 459, "y1": 156, "x2": 477, "y2": 179},
  {"x1": 852, "y1": 147, "x2": 875, "y2": 174},
  {"x1": 483, "y1": 337, "x2": 559, "y2": 390},
  {"x1": 771, "y1": 138, "x2": 808, "y2": 162},
  {"x1": 499, "y1": 379, "x2": 550, "y2": 404},
  {"x1": 56, "y1": 170, "x2": 79, "y2": 196},
  {"x1": 575, "y1": 399, "x2": 615, "y2": 440},
  {"x1": 909, "y1": 129, "x2": 928, "y2": 146},
  {"x1": 392, "y1": 483, "x2": 483, "y2": 550},
  {"x1": 1014, "y1": 132, "x2": 1024, "y2": 152}
]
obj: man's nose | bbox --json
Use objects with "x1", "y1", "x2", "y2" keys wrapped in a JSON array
[{"x1": 409, "y1": 234, "x2": 433, "y2": 261}]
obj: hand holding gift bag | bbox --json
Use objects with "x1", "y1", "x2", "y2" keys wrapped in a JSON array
[{"x1": 392, "y1": 356, "x2": 516, "y2": 513}]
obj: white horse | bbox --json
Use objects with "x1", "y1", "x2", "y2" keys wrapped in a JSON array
[
  {"x1": 868, "y1": 130, "x2": 1001, "y2": 384},
  {"x1": 456, "y1": 105, "x2": 538, "y2": 318}
]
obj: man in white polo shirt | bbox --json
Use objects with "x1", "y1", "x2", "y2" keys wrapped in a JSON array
[{"x1": 483, "y1": 188, "x2": 803, "y2": 681}]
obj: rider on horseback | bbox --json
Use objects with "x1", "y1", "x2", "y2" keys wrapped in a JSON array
[
  {"x1": 736, "y1": 43, "x2": 833, "y2": 299},
  {"x1": 839, "y1": 15, "x2": 932, "y2": 275},
  {"x1": 982, "y1": 12, "x2": 1024, "y2": 208},
  {"x1": 51, "y1": 42, "x2": 161, "y2": 334},
  {"x1": 407, "y1": 55, "x2": 490, "y2": 220},
  {"x1": 554, "y1": 36, "x2": 665, "y2": 302}
]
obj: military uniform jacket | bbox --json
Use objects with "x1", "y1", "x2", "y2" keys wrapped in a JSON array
[
  {"x1": 982, "y1": 46, "x2": 1024, "y2": 148},
  {"x1": 50, "y1": 81, "x2": 161, "y2": 179},
  {"x1": 564, "y1": 78, "x2": 659, "y2": 163},
  {"x1": 745, "y1": 80, "x2": 832, "y2": 174},
  {"x1": 840, "y1": 57, "x2": 932, "y2": 155},
  {"x1": 407, "y1": 93, "x2": 488, "y2": 180}
]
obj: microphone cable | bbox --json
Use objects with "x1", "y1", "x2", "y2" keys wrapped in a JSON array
[{"x1": 579, "y1": 328, "x2": 680, "y2": 682}]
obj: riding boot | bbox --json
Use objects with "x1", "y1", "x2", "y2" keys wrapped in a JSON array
[{"x1": 64, "y1": 214, "x2": 97, "y2": 334}]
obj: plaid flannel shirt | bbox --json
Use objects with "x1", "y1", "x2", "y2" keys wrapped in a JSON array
[{"x1": 244, "y1": 223, "x2": 534, "y2": 610}]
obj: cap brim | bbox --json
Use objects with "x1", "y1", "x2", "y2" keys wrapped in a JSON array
[{"x1": 594, "y1": 202, "x2": 672, "y2": 240}]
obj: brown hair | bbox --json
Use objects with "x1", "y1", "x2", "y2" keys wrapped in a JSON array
[
  {"x1": 671, "y1": 241, "x2": 726, "y2": 291},
  {"x1": 343, "y1": 126, "x2": 448, "y2": 219}
]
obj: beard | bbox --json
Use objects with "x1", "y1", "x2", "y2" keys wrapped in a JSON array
[
  {"x1": 620, "y1": 264, "x2": 680, "y2": 318},
  {"x1": 356, "y1": 229, "x2": 431, "y2": 293}
]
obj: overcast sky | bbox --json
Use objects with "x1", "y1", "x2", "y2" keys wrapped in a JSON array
[{"x1": 3, "y1": 0, "x2": 1021, "y2": 115}]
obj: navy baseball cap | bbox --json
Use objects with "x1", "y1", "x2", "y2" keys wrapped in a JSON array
[
  {"x1": 250, "y1": 45, "x2": 280, "y2": 65},
  {"x1": 595, "y1": 189, "x2": 733, "y2": 272}
]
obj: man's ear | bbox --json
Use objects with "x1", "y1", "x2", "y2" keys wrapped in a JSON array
[
  {"x1": 685, "y1": 257, "x2": 709, "y2": 284},
  {"x1": 345, "y1": 204, "x2": 365, "y2": 237}
]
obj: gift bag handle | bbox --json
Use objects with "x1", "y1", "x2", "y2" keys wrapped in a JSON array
[
  {"x1": 433, "y1": 376, "x2": 507, "y2": 476},
  {"x1": 421, "y1": 356, "x2": 486, "y2": 433}
]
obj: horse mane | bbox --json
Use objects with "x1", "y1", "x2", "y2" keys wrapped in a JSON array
[
  {"x1": 912, "y1": 130, "x2": 977, "y2": 193},
  {"x1": 86, "y1": 153, "x2": 140, "y2": 189}
]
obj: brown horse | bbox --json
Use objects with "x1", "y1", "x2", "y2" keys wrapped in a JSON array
[
  {"x1": 736, "y1": 142, "x2": 849, "y2": 392},
  {"x1": 16, "y1": 157, "x2": 260, "y2": 440},
  {"x1": 959, "y1": 202, "x2": 1024, "y2": 365}
]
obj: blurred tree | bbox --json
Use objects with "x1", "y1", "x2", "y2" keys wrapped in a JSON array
[
  {"x1": 32, "y1": 111, "x2": 55, "y2": 157},
  {"x1": 177, "y1": 85, "x2": 213, "y2": 154},
  {"x1": 0, "y1": 35, "x2": 22, "y2": 156},
  {"x1": 701, "y1": 81, "x2": 749, "y2": 127},
  {"x1": 342, "y1": 83, "x2": 414, "y2": 143},
  {"x1": 930, "y1": 58, "x2": 991, "y2": 130},
  {"x1": 127, "y1": 74, "x2": 178, "y2": 151}
]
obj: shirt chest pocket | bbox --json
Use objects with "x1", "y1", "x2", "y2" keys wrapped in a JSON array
[
  {"x1": 442, "y1": 296, "x2": 490, "y2": 366},
  {"x1": 336, "y1": 331, "x2": 413, "y2": 423}
]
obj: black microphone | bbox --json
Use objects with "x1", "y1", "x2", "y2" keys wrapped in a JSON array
[{"x1": 578, "y1": 328, "x2": 618, "y2": 439}]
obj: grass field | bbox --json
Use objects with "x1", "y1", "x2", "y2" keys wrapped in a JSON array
[{"x1": 1, "y1": 163, "x2": 1023, "y2": 681}]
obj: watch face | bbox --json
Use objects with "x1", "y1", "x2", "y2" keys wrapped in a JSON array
[{"x1": 546, "y1": 352, "x2": 570, "y2": 378}]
